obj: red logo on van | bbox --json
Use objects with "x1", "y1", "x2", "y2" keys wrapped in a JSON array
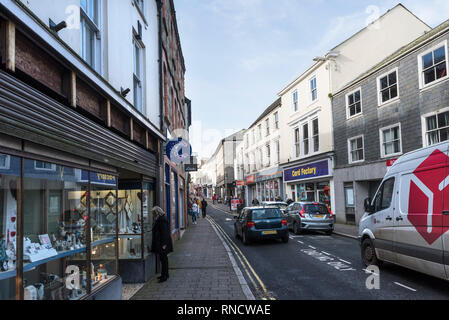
[{"x1": 408, "y1": 149, "x2": 449, "y2": 245}]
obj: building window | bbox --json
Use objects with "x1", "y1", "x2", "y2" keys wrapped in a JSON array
[
  {"x1": 346, "y1": 88, "x2": 362, "y2": 119},
  {"x1": 133, "y1": 37, "x2": 143, "y2": 112},
  {"x1": 275, "y1": 140, "x2": 280, "y2": 164},
  {"x1": 259, "y1": 149, "x2": 263, "y2": 170},
  {"x1": 258, "y1": 125, "x2": 262, "y2": 140},
  {"x1": 252, "y1": 130, "x2": 255, "y2": 145},
  {"x1": 293, "y1": 90, "x2": 298, "y2": 112},
  {"x1": 425, "y1": 110, "x2": 449, "y2": 146},
  {"x1": 310, "y1": 76, "x2": 317, "y2": 101},
  {"x1": 0, "y1": 154, "x2": 10, "y2": 169},
  {"x1": 419, "y1": 41, "x2": 448, "y2": 88},
  {"x1": 265, "y1": 119, "x2": 270, "y2": 136},
  {"x1": 377, "y1": 69, "x2": 398, "y2": 105},
  {"x1": 294, "y1": 128, "x2": 300, "y2": 158},
  {"x1": 135, "y1": 0, "x2": 145, "y2": 16},
  {"x1": 274, "y1": 112, "x2": 279, "y2": 129},
  {"x1": 302, "y1": 123, "x2": 309, "y2": 156},
  {"x1": 80, "y1": 0, "x2": 101, "y2": 72},
  {"x1": 312, "y1": 118, "x2": 319, "y2": 153},
  {"x1": 245, "y1": 135, "x2": 249, "y2": 148},
  {"x1": 266, "y1": 145, "x2": 271, "y2": 167},
  {"x1": 380, "y1": 124, "x2": 402, "y2": 158},
  {"x1": 34, "y1": 161, "x2": 56, "y2": 171},
  {"x1": 348, "y1": 136, "x2": 364, "y2": 163}
]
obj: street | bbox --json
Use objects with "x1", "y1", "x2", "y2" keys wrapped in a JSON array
[{"x1": 206, "y1": 204, "x2": 449, "y2": 300}]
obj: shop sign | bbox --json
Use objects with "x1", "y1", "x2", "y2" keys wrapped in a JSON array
[
  {"x1": 386, "y1": 159, "x2": 397, "y2": 167},
  {"x1": 231, "y1": 199, "x2": 240, "y2": 211},
  {"x1": 246, "y1": 175, "x2": 255, "y2": 184},
  {"x1": 81, "y1": 171, "x2": 117, "y2": 186},
  {"x1": 284, "y1": 160, "x2": 329, "y2": 182},
  {"x1": 184, "y1": 164, "x2": 198, "y2": 172},
  {"x1": 236, "y1": 180, "x2": 245, "y2": 187},
  {"x1": 165, "y1": 138, "x2": 192, "y2": 164}
]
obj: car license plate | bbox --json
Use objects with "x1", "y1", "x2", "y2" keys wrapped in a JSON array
[
  {"x1": 263, "y1": 231, "x2": 277, "y2": 235},
  {"x1": 315, "y1": 215, "x2": 324, "y2": 219}
]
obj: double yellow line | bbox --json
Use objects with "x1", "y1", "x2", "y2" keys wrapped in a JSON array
[{"x1": 207, "y1": 216, "x2": 276, "y2": 301}]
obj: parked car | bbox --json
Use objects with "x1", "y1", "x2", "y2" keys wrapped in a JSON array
[
  {"x1": 261, "y1": 201, "x2": 289, "y2": 215},
  {"x1": 285, "y1": 202, "x2": 334, "y2": 235},
  {"x1": 359, "y1": 140, "x2": 449, "y2": 282},
  {"x1": 234, "y1": 207, "x2": 289, "y2": 245}
]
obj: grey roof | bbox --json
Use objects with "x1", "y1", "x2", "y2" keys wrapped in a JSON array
[
  {"x1": 335, "y1": 18, "x2": 449, "y2": 96},
  {"x1": 248, "y1": 98, "x2": 282, "y2": 130}
]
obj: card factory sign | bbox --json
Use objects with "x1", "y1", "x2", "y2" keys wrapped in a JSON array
[{"x1": 283, "y1": 160, "x2": 330, "y2": 182}]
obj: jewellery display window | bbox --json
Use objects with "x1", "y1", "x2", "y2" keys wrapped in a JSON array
[
  {"x1": 143, "y1": 182, "x2": 154, "y2": 258},
  {"x1": 0, "y1": 152, "x2": 120, "y2": 300},
  {"x1": 0, "y1": 154, "x2": 20, "y2": 300}
]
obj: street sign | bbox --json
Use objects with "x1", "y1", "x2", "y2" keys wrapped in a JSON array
[{"x1": 184, "y1": 164, "x2": 198, "y2": 172}]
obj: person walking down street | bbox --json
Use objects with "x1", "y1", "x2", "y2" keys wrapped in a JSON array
[
  {"x1": 212, "y1": 194, "x2": 217, "y2": 204},
  {"x1": 192, "y1": 200, "x2": 198, "y2": 224},
  {"x1": 252, "y1": 198, "x2": 260, "y2": 206},
  {"x1": 197, "y1": 198, "x2": 202, "y2": 219},
  {"x1": 151, "y1": 206, "x2": 173, "y2": 283},
  {"x1": 201, "y1": 198, "x2": 208, "y2": 218}
]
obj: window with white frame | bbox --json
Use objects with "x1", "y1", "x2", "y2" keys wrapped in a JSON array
[
  {"x1": 245, "y1": 135, "x2": 249, "y2": 148},
  {"x1": 424, "y1": 110, "x2": 449, "y2": 146},
  {"x1": 378, "y1": 69, "x2": 398, "y2": 105},
  {"x1": 266, "y1": 145, "x2": 271, "y2": 167},
  {"x1": 259, "y1": 148, "x2": 263, "y2": 169},
  {"x1": 294, "y1": 128, "x2": 300, "y2": 158},
  {"x1": 310, "y1": 76, "x2": 317, "y2": 101},
  {"x1": 312, "y1": 118, "x2": 319, "y2": 153},
  {"x1": 380, "y1": 124, "x2": 402, "y2": 157},
  {"x1": 265, "y1": 118, "x2": 270, "y2": 136},
  {"x1": 348, "y1": 136, "x2": 364, "y2": 163},
  {"x1": 246, "y1": 154, "x2": 250, "y2": 174},
  {"x1": 302, "y1": 123, "x2": 309, "y2": 156},
  {"x1": 276, "y1": 140, "x2": 280, "y2": 164},
  {"x1": 346, "y1": 88, "x2": 362, "y2": 118},
  {"x1": 293, "y1": 90, "x2": 298, "y2": 112},
  {"x1": 135, "y1": 0, "x2": 145, "y2": 15},
  {"x1": 0, "y1": 154, "x2": 10, "y2": 169},
  {"x1": 252, "y1": 130, "x2": 255, "y2": 145},
  {"x1": 34, "y1": 161, "x2": 56, "y2": 171},
  {"x1": 133, "y1": 36, "x2": 144, "y2": 112},
  {"x1": 80, "y1": 0, "x2": 101, "y2": 72},
  {"x1": 274, "y1": 112, "x2": 279, "y2": 129},
  {"x1": 419, "y1": 41, "x2": 448, "y2": 88},
  {"x1": 258, "y1": 124, "x2": 262, "y2": 140}
]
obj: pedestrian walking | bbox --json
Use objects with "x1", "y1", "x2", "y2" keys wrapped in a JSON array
[
  {"x1": 192, "y1": 200, "x2": 198, "y2": 224},
  {"x1": 252, "y1": 198, "x2": 260, "y2": 206},
  {"x1": 201, "y1": 198, "x2": 208, "y2": 218},
  {"x1": 151, "y1": 206, "x2": 173, "y2": 283},
  {"x1": 197, "y1": 198, "x2": 202, "y2": 219}
]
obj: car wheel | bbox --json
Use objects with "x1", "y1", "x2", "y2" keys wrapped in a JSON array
[
  {"x1": 282, "y1": 235, "x2": 289, "y2": 243},
  {"x1": 361, "y1": 238, "x2": 383, "y2": 267},
  {"x1": 293, "y1": 223, "x2": 302, "y2": 235},
  {"x1": 242, "y1": 231, "x2": 250, "y2": 245},
  {"x1": 325, "y1": 230, "x2": 333, "y2": 236}
]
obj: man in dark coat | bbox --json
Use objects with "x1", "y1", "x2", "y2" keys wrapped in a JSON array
[
  {"x1": 201, "y1": 198, "x2": 208, "y2": 218},
  {"x1": 151, "y1": 206, "x2": 173, "y2": 283}
]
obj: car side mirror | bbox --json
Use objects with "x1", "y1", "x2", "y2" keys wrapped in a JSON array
[{"x1": 364, "y1": 198, "x2": 374, "y2": 213}]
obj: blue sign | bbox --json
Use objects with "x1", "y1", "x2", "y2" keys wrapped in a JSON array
[
  {"x1": 81, "y1": 171, "x2": 117, "y2": 186},
  {"x1": 166, "y1": 138, "x2": 192, "y2": 164},
  {"x1": 284, "y1": 160, "x2": 329, "y2": 182}
]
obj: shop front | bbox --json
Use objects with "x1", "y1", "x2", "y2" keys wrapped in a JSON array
[
  {"x1": 244, "y1": 175, "x2": 256, "y2": 207},
  {"x1": 0, "y1": 70, "x2": 161, "y2": 299},
  {"x1": 254, "y1": 168, "x2": 284, "y2": 202},
  {"x1": 283, "y1": 157, "x2": 334, "y2": 211}
]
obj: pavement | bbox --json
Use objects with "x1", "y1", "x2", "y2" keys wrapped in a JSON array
[
  {"x1": 209, "y1": 201, "x2": 359, "y2": 239},
  {"x1": 130, "y1": 214, "x2": 250, "y2": 300}
]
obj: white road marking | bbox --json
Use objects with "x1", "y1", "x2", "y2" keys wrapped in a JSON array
[
  {"x1": 308, "y1": 245, "x2": 316, "y2": 249},
  {"x1": 321, "y1": 251, "x2": 332, "y2": 256},
  {"x1": 289, "y1": 236, "x2": 294, "y2": 240},
  {"x1": 297, "y1": 241, "x2": 304, "y2": 244},
  {"x1": 394, "y1": 282, "x2": 417, "y2": 292},
  {"x1": 338, "y1": 259, "x2": 352, "y2": 265},
  {"x1": 363, "y1": 269, "x2": 379, "y2": 276}
]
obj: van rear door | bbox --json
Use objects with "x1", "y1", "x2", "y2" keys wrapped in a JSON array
[{"x1": 396, "y1": 148, "x2": 445, "y2": 279}]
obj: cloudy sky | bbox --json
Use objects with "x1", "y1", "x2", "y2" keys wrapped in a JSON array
[{"x1": 175, "y1": 0, "x2": 449, "y2": 160}]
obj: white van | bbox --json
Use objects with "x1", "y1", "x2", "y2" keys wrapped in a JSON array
[{"x1": 359, "y1": 140, "x2": 449, "y2": 280}]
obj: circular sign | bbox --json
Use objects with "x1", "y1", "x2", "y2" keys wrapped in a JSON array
[{"x1": 166, "y1": 138, "x2": 192, "y2": 164}]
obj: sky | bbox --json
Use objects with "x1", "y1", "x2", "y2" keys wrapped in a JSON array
[{"x1": 174, "y1": 0, "x2": 449, "y2": 160}]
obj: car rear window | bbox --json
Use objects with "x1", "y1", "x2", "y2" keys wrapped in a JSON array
[
  {"x1": 251, "y1": 209, "x2": 282, "y2": 220},
  {"x1": 304, "y1": 204, "x2": 328, "y2": 214}
]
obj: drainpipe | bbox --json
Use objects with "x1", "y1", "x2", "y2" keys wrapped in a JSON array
[{"x1": 156, "y1": 0, "x2": 164, "y2": 210}]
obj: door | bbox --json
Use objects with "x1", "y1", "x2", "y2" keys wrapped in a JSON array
[
  {"x1": 443, "y1": 147, "x2": 449, "y2": 279},
  {"x1": 370, "y1": 177, "x2": 396, "y2": 263},
  {"x1": 396, "y1": 150, "x2": 445, "y2": 279}
]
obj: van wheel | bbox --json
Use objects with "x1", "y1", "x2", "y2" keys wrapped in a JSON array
[
  {"x1": 361, "y1": 238, "x2": 382, "y2": 267},
  {"x1": 282, "y1": 235, "x2": 289, "y2": 243}
]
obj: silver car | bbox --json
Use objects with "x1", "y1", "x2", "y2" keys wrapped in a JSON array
[{"x1": 285, "y1": 202, "x2": 334, "y2": 235}]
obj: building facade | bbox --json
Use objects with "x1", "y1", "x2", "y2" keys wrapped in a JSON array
[
  {"x1": 278, "y1": 4, "x2": 430, "y2": 213},
  {"x1": 332, "y1": 19, "x2": 449, "y2": 225},
  {"x1": 0, "y1": 0, "x2": 187, "y2": 299},
  {"x1": 242, "y1": 99, "x2": 283, "y2": 206}
]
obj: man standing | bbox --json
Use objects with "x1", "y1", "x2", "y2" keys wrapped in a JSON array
[
  {"x1": 201, "y1": 198, "x2": 208, "y2": 218},
  {"x1": 151, "y1": 206, "x2": 173, "y2": 283}
]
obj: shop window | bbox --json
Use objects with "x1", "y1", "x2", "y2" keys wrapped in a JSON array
[
  {"x1": 0, "y1": 155, "x2": 10, "y2": 169},
  {"x1": 143, "y1": 182, "x2": 155, "y2": 257}
]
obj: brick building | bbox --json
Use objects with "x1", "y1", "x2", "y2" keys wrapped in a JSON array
[{"x1": 332, "y1": 19, "x2": 449, "y2": 225}]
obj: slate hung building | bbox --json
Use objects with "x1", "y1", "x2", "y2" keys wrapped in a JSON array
[{"x1": 332, "y1": 19, "x2": 449, "y2": 225}]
